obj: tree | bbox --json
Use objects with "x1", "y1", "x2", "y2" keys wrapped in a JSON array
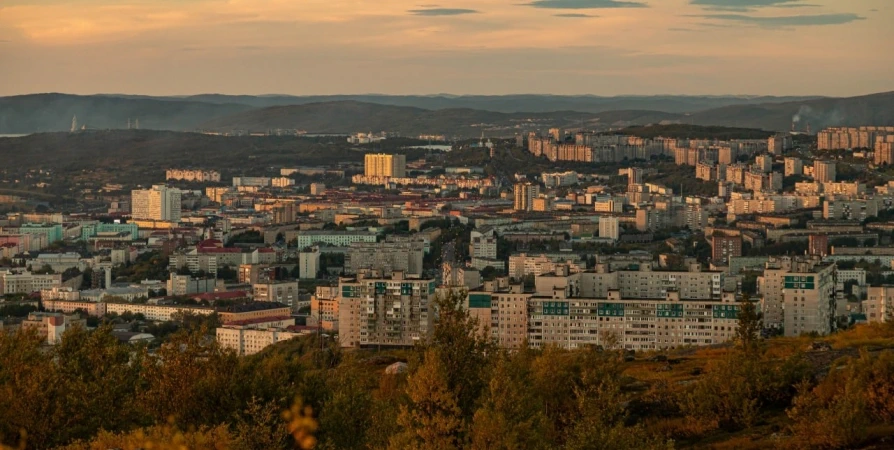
[
  {"x1": 470, "y1": 350, "x2": 552, "y2": 450},
  {"x1": 391, "y1": 348, "x2": 464, "y2": 450},
  {"x1": 735, "y1": 297, "x2": 762, "y2": 353},
  {"x1": 425, "y1": 289, "x2": 495, "y2": 420},
  {"x1": 316, "y1": 364, "x2": 373, "y2": 450}
]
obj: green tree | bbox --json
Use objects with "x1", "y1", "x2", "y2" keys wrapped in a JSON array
[
  {"x1": 424, "y1": 288, "x2": 495, "y2": 422},
  {"x1": 735, "y1": 297, "x2": 762, "y2": 353},
  {"x1": 470, "y1": 349, "x2": 552, "y2": 450},
  {"x1": 316, "y1": 364, "x2": 373, "y2": 450}
]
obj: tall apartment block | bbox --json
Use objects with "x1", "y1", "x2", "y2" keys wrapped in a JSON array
[
  {"x1": 337, "y1": 270, "x2": 436, "y2": 348},
  {"x1": 364, "y1": 153, "x2": 406, "y2": 178},
  {"x1": 131, "y1": 185, "x2": 182, "y2": 222}
]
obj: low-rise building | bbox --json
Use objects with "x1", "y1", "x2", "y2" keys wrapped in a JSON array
[{"x1": 21, "y1": 312, "x2": 87, "y2": 344}]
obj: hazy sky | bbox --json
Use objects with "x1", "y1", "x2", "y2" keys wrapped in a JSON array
[{"x1": 0, "y1": 0, "x2": 891, "y2": 96}]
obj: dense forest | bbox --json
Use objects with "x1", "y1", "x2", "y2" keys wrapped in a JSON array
[{"x1": 1, "y1": 291, "x2": 894, "y2": 450}]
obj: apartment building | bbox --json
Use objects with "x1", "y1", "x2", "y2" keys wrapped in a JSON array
[
  {"x1": 310, "y1": 285, "x2": 340, "y2": 331},
  {"x1": 299, "y1": 247, "x2": 321, "y2": 279},
  {"x1": 364, "y1": 153, "x2": 406, "y2": 178},
  {"x1": 131, "y1": 185, "x2": 182, "y2": 223},
  {"x1": 711, "y1": 234, "x2": 743, "y2": 263},
  {"x1": 294, "y1": 230, "x2": 377, "y2": 248},
  {"x1": 599, "y1": 216, "x2": 620, "y2": 241},
  {"x1": 253, "y1": 280, "x2": 300, "y2": 311},
  {"x1": 538, "y1": 263, "x2": 723, "y2": 301},
  {"x1": 216, "y1": 324, "x2": 304, "y2": 356},
  {"x1": 863, "y1": 286, "x2": 894, "y2": 323},
  {"x1": 166, "y1": 169, "x2": 221, "y2": 182},
  {"x1": 784, "y1": 157, "x2": 803, "y2": 176},
  {"x1": 513, "y1": 182, "x2": 540, "y2": 211},
  {"x1": 758, "y1": 256, "x2": 836, "y2": 335},
  {"x1": 541, "y1": 171, "x2": 578, "y2": 187},
  {"x1": 345, "y1": 238, "x2": 425, "y2": 276},
  {"x1": 466, "y1": 283, "x2": 530, "y2": 349},
  {"x1": 507, "y1": 253, "x2": 584, "y2": 280},
  {"x1": 814, "y1": 160, "x2": 836, "y2": 183},
  {"x1": 824, "y1": 198, "x2": 879, "y2": 221},
  {"x1": 782, "y1": 263, "x2": 836, "y2": 337},
  {"x1": 526, "y1": 289, "x2": 741, "y2": 351},
  {"x1": 337, "y1": 271, "x2": 436, "y2": 348},
  {"x1": 469, "y1": 229, "x2": 498, "y2": 259}
]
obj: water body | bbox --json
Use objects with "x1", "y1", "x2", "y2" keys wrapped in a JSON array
[{"x1": 0, "y1": 134, "x2": 28, "y2": 138}]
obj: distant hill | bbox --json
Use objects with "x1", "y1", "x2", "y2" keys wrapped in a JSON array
[
  {"x1": 195, "y1": 92, "x2": 894, "y2": 136},
  {"x1": 197, "y1": 101, "x2": 683, "y2": 136},
  {"x1": 0, "y1": 94, "x2": 252, "y2": 133},
  {"x1": 198, "y1": 101, "x2": 688, "y2": 136},
  {"x1": 2, "y1": 91, "x2": 892, "y2": 136},
  {"x1": 684, "y1": 91, "x2": 894, "y2": 131},
  {"x1": 169, "y1": 93, "x2": 823, "y2": 114}
]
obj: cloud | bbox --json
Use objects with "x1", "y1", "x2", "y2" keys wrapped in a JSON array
[
  {"x1": 408, "y1": 8, "x2": 479, "y2": 15},
  {"x1": 692, "y1": 0, "x2": 820, "y2": 12},
  {"x1": 692, "y1": 0, "x2": 802, "y2": 9},
  {"x1": 524, "y1": 0, "x2": 647, "y2": 9},
  {"x1": 554, "y1": 13, "x2": 597, "y2": 17},
  {"x1": 698, "y1": 13, "x2": 865, "y2": 27}
]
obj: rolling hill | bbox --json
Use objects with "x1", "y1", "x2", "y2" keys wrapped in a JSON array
[
  {"x1": 684, "y1": 91, "x2": 894, "y2": 131},
  {"x1": 2, "y1": 91, "x2": 892, "y2": 136},
  {"x1": 196, "y1": 101, "x2": 684, "y2": 136},
  {"x1": 0, "y1": 94, "x2": 253, "y2": 133}
]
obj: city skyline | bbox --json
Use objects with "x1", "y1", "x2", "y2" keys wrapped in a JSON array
[{"x1": 1, "y1": 0, "x2": 892, "y2": 97}]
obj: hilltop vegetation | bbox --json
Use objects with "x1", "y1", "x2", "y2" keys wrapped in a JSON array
[{"x1": 2, "y1": 291, "x2": 894, "y2": 450}]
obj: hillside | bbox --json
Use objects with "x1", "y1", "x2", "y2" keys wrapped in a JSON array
[
  {"x1": 198, "y1": 101, "x2": 682, "y2": 136},
  {"x1": 0, "y1": 94, "x2": 252, "y2": 133},
  {"x1": 199, "y1": 92, "x2": 894, "y2": 136},
  {"x1": 0, "y1": 130, "x2": 382, "y2": 190},
  {"x1": 685, "y1": 91, "x2": 894, "y2": 131},
  {"x1": 3, "y1": 92, "x2": 892, "y2": 136},
  {"x1": 175, "y1": 93, "x2": 823, "y2": 114}
]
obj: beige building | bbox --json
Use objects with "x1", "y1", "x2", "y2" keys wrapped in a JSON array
[
  {"x1": 364, "y1": 153, "x2": 406, "y2": 178},
  {"x1": 513, "y1": 182, "x2": 540, "y2": 211},
  {"x1": 758, "y1": 256, "x2": 836, "y2": 335},
  {"x1": 784, "y1": 157, "x2": 803, "y2": 176},
  {"x1": 466, "y1": 282, "x2": 530, "y2": 349},
  {"x1": 864, "y1": 286, "x2": 894, "y2": 323},
  {"x1": 310, "y1": 286, "x2": 340, "y2": 331},
  {"x1": 0, "y1": 270, "x2": 62, "y2": 295},
  {"x1": 814, "y1": 160, "x2": 836, "y2": 183},
  {"x1": 22, "y1": 312, "x2": 87, "y2": 344},
  {"x1": 166, "y1": 169, "x2": 221, "y2": 182},
  {"x1": 132, "y1": 185, "x2": 182, "y2": 223},
  {"x1": 337, "y1": 271, "x2": 436, "y2": 348},
  {"x1": 253, "y1": 281, "x2": 300, "y2": 311},
  {"x1": 216, "y1": 325, "x2": 304, "y2": 356},
  {"x1": 599, "y1": 216, "x2": 620, "y2": 241},
  {"x1": 345, "y1": 238, "x2": 425, "y2": 276}
]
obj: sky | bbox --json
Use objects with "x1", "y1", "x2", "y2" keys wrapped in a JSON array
[{"x1": 0, "y1": 0, "x2": 891, "y2": 97}]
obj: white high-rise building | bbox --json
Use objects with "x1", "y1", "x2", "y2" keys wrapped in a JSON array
[
  {"x1": 599, "y1": 216, "x2": 620, "y2": 241},
  {"x1": 131, "y1": 185, "x2": 182, "y2": 222}
]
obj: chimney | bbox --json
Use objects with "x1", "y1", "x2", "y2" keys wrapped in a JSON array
[{"x1": 105, "y1": 268, "x2": 112, "y2": 289}]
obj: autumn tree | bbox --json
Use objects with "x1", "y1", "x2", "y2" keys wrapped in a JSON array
[
  {"x1": 470, "y1": 349, "x2": 552, "y2": 450},
  {"x1": 391, "y1": 348, "x2": 465, "y2": 450}
]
